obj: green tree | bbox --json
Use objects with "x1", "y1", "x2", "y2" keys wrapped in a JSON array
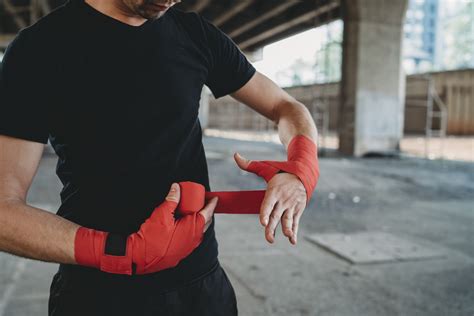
[{"x1": 442, "y1": 1, "x2": 474, "y2": 69}]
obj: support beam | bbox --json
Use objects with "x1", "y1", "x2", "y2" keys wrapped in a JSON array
[
  {"x1": 238, "y1": 1, "x2": 339, "y2": 51},
  {"x1": 39, "y1": 0, "x2": 52, "y2": 16},
  {"x1": 3, "y1": 0, "x2": 28, "y2": 29},
  {"x1": 338, "y1": 0, "x2": 408, "y2": 156},
  {"x1": 213, "y1": 1, "x2": 252, "y2": 27},
  {"x1": 30, "y1": 0, "x2": 40, "y2": 24},
  {"x1": 190, "y1": 0, "x2": 211, "y2": 13},
  {"x1": 228, "y1": 0, "x2": 299, "y2": 38},
  {"x1": 0, "y1": 34, "x2": 16, "y2": 49}
]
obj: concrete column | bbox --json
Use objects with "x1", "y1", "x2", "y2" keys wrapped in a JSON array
[
  {"x1": 198, "y1": 85, "x2": 211, "y2": 129},
  {"x1": 339, "y1": 0, "x2": 408, "y2": 156}
]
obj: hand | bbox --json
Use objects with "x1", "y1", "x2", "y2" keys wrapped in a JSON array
[
  {"x1": 74, "y1": 183, "x2": 218, "y2": 275},
  {"x1": 130, "y1": 183, "x2": 218, "y2": 274},
  {"x1": 162, "y1": 182, "x2": 217, "y2": 233},
  {"x1": 234, "y1": 153, "x2": 306, "y2": 245}
]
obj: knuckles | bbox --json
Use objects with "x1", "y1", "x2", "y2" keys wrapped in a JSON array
[{"x1": 269, "y1": 212, "x2": 280, "y2": 221}]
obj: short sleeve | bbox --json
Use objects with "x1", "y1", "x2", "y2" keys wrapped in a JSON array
[
  {"x1": 0, "y1": 30, "x2": 49, "y2": 144},
  {"x1": 200, "y1": 15, "x2": 256, "y2": 99}
]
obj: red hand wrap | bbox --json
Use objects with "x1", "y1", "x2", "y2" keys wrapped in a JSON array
[
  {"x1": 74, "y1": 182, "x2": 266, "y2": 275},
  {"x1": 75, "y1": 197, "x2": 205, "y2": 275},
  {"x1": 177, "y1": 181, "x2": 266, "y2": 215},
  {"x1": 243, "y1": 134, "x2": 319, "y2": 204},
  {"x1": 74, "y1": 135, "x2": 319, "y2": 275}
]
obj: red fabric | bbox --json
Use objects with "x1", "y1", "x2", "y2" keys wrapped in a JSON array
[
  {"x1": 242, "y1": 134, "x2": 319, "y2": 204},
  {"x1": 74, "y1": 227, "x2": 107, "y2": 269},
  {"x1": 74, "y1": 182, "x2": 265, "y2": 275},
  {"x1": 130, "y1": 199, "x2": 205, "y2": 274},
  {"x1": 176, "y1": 181, "x2": 265, "y2": 215},
  {"x1": 74, "y1": 135, "x2": 318, "y2": 275},
  {"x1": 74, "y1": 199, "x2": 204, "y2": 275}
]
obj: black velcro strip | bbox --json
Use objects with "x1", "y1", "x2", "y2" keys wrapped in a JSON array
[
  {"x1": 104, "y1": 233, "x2": 128, "y2": 256},
  {"x1": 132, "y1": 263, "x2": 137, "y2": 275}
]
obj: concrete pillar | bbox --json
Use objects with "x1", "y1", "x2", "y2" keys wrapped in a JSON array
[
  {"x1": 339, "y1": 0, "x2": 408, "y2": 156},
  {"x1": 198, "y1": 85, "x2": 210, "y2": 129}
]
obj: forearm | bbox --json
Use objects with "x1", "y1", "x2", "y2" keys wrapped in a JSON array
[
  {"x1": 238, "y1": 99, "x2": 321, "y2": 243},
  {"x1": 275, "y1": 101, "x2": 318, "y2": 148},
  {"x1": 0, "y1": 198, "x2": 79, "y2": 264}
]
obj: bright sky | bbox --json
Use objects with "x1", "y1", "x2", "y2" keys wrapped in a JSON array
[
  {"x1": 251, "y1": 0, "x2": 471, "y2": 84},
  {"x1": 252, "y1": 21, "x2": 341, "y2": 86},
  {"x1": 253, "y1": 28, "x2": 323, "y2": 80}
]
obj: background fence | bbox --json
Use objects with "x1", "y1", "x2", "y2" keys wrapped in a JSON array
[{"x1": 206, "y1": 69, "x2": 474, "y2": 136}]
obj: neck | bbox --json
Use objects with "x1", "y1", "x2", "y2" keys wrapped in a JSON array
[{"x1": 85, "y1": 0, "x2": 148, "y2": 27}]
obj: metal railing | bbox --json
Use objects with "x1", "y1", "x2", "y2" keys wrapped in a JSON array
[
  {"x1": 406, "y1": 74, "x2": 448, "y2": 159},
  {"x1": 425, "y1": 76, "x2": 448, "y2": 159}
]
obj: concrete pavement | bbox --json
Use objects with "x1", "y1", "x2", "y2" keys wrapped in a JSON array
[{"x1": 0, "y1": 135, "x2": 473, "y2": 315}]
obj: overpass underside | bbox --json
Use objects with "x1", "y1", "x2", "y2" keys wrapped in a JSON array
[
  {"x1": 0, "y1": 0, "x2": 409, "y2": 157},
  {"x1": 1, "y1": 0, "x2": 342, "y2": 52}
]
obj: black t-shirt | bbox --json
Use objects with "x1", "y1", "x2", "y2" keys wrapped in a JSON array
[{"x1": 0, "y1": 0, "x2": 256, "y2": 288}]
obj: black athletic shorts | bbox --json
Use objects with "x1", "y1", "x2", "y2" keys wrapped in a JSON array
[{"x1": 48, "y1": 261, "x2": 238, "y2": 316}]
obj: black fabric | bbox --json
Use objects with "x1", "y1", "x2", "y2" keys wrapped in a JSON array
[
  {"x1": 49, "y1": 261, "x2": 238, "y2": 316},
  {"x1": 0, "y1": 0, "x2": 255, "y2": 299},
  {"x1": 104, "y1": 232, "x2": 128, "y2": 256}
]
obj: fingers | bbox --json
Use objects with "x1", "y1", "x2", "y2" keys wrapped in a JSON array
[
  {"x1": 259, "y1": 192, "x2": 278, "y2": 227},
  {"x1": 290, "y1": 203, "x2": 305, "y2": 245},
  {"x1": 169, "y1": 215, "x2": 202, "y2": 261},
  {"x1": 165, "y1": 183, "x2": 180, "y2": 203},
  {"x1": 150, "y1": 183, "x2": 180, "y2": 224},
  {"x1": 261, "y1": 181, "x2": 306, "y2": 245},
  {"x1": 291, "y1": 219, "x2": 299, "y2": 245},
  {"x1": 281, "y1": 207, "x2": 295, "y2": 239},
  {"x1": 202, "y1": 215, "x2": 212, "y2": 233},
  {"x1": 234, "y1": 152, "x2": 251, "y2": 170},
  {"x1": 265, "y1": 201, "x2": 286, "y2": 243},
  {"x1": 199, "y1": 196, "x2": 218, "y2": 232}
]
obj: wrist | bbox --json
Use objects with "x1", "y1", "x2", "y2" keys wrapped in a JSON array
[
  {"x1": 287, "y1": 134, "x2": 319, "y2": 202},
  {"x1": 74, "y1": 226, "x2": 106, "y2": 268},
  {"x1": 74, "y1": 227, "x2": 134, "y2": 275}
]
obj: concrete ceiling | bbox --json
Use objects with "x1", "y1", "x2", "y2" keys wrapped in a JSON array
[{"x1": 0, "y1": 0, "x2": 341, "y2": 51}]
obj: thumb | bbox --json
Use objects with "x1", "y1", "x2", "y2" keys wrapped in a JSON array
[
  {"x1": 199, "y1": 196, "x2": 218, "y2": 232},
  {"x1": 165, "y1": 182, "x2": 180, "y2": 203},
  {"x1": 150, "y1": 183, "x2": 180, "y2": 223},
  {"x1": 234, "y1": 152, "x2": 251, "y2": 171}
]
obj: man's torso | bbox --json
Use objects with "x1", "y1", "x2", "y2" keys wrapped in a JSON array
[{"x1": 22, "y1": 0, "x2": 219, "y2": 286}]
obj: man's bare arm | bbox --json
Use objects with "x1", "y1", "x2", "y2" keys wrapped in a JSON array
[
  {"x1": 230, "y1": 71, "x2": 318, "y2": 146},
  {"x1": 0, "y1": 135, "x2": 78, "y2": 264},
  {"x1": 230, "y1": 71, "x2": 318, "y2": 245}
]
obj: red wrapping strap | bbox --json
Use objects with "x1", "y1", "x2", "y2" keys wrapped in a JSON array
[{"x1": 177, "y1": 181, "x2": 265, "y2": 215}]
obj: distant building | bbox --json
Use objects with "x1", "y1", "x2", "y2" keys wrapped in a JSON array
[{"x1": 403, "y1": 0, "x2": 440, "y2": 73}]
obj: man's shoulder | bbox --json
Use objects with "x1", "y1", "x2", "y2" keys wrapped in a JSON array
[
  {"x1": 167, "y1": 7, "x2": 208, "y2": 43},
  {"x1": 12, "y1": 2, "x2": 72, "y2": 49}
]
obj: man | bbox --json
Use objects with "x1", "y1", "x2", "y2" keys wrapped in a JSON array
[{"x1": 0, "y1": 0, "x2": 319, "y2": 315}]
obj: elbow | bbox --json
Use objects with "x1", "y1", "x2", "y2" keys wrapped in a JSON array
[
  {"x1": 274, "y1": 99, "x2": 309, "y2": 124},
  {"x1": 0, "y1": 190, "x2": 27, "y2": 207}
]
